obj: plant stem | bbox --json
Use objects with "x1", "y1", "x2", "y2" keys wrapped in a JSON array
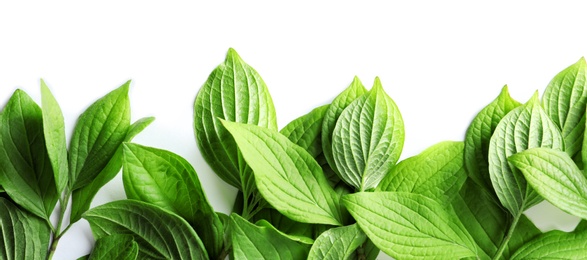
[
  {"x1": 46, "y1": 192, "x2": 71, "y2": 260},
  {"x1": 492, "y1": 212, "x2": 522, "y2": 260},
  {"x1": 356, "y1": 242, "x2": 367, "y2": 260}
]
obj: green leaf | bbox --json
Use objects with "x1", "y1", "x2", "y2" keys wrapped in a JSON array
[
  {"x1": 222, "y1": 120, "x2": 344, "y2": 226},
  {"x1": 69, "y1": 117, "x2": 154, "y2": 223},
  {"x1": 307, "y1": 224, "x2": 367, "y2": 260},
  {"x1": 511, "y1": 225, "x2": 587, "y2": 259},
  {"x1": 252, "y1": 208, "x2": 314, "y2": 238},
  {"x1": 40, "y1": 79, "x2": 69, "y2": 196},
  {"x1": 281, "y1": 104, "x2": 329, "y2": 158},
  {"x1": 464, "y1": 85, "x2": 521, "y2": 197},
  {"x1": 322, "y1": 77, "x2": 368, "y2": 176},
  {"x1": 83, "y1": 199, "x2": 208, "y2": 259},
  {"x1": 452, "y1": 179, "x2": 541, "y2": 259},
  {"x1": 0, "y1": 198, "x2": 51, "y2": 260},
  {"x1": 194, "y1": 48, "x2": 277, "y2": 189},
  {"x1": 489, "y1": 92, "x2": 564, "y2": 216},
  {"x1": 230, "y1": 213, "x2": 311, "y2": 260},
  {"x1": 542, "y1": 57, "x2": 587, "y2": 158},
  {"x1": 69, "y1": 81, "x2": 131, "y2": 190},
  {"x1": 377, "y1": 141, "x2": 466, "y2": 201},
  {"x1": 332, "y1": 78, "x2": 404, "y2": 191},
  {"x1": 343, "y1": 192, "x2": 478, "y2": 259},
  {"x1": 509, "y1": 147, "x2": 587, "y2": 219},
  {"x1": 88, "y1": 234, "x2": 138, "y2": 260},
  {"x1": 0, "y1": 90, "x2": 58, "y2": 219}
]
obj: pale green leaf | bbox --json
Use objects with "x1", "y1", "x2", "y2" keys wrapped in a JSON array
[
  {"x1": 0, "y1": 198, "x2": 51, "y2": 260},
  {"x1": 322, "y1": 77, "x2": 367, "y2": 176},
  {"x1": 230, "y1": 213, "x2": 311, "y2": 260},
  {"x1": 511, "y1": 225, "x2": 587, "y2": 259},
  {"x1": 194, "y1": 48, "x2": 277, "y2": 189},
  {"x1": 377, "y1": 141, "x2": 466, "y2": 201},
  {"x1": 343, "y1": 192, "x2": 478, "y2": 259},
  {"x1": 542, "y1": 57, "x2": 587, "y2": 158},
  {"x1": 509, "y1": 147, "x2": 587, "y2": 219},
  {"x1": 222, "y1": 120, "x2": 344, "y2": 226},
  {"x1": 88, "y1": 234, "x2": 138, "y2": 260},
  {"x1": 307, "y1": 224, "x2": 367, "y2": 260},
  {"x1": 252, "y1": 208, "x2": 314, "y2": 239},
  {"x1": 40, "y1": 79, "x2": 69, "y2": 196},
  {"x1": 333, "y1": 78, "x2": 404, "y2": 191},
  {"x1": 83, "y1": 200, "x2": 207, "y2": 259},
  {"x1": 69, "y1": 81, "x2": 131, "y2": 190},
  {"x1": 0, "y1": 90, "x2": 58, "y2": 219},
  {"x1": 489, "y1": 92, "x2": 564, "y2": 216},
  {"x1": 69, "y1": 117, "x2": 153, "y2": 223},
  {"x1": 281, "y1": 105, "x2": 329, "y2": 158},
  {"x1": 464, "y1": 85, "x2": 521, "y2": 198}
]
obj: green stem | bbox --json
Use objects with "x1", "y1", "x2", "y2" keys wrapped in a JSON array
[
  {"x1": 356, "y1": 242, "x2": 367, "y2": 260},
  {"x1": 217, "y1": 244, "x2": 231, "y2": 260},
  {"x1": 492, "y1": 212, "x2": 522, "y2": 260},
  {"x1": 46, "y1": 192, "x2": 72, "y2": 260}
]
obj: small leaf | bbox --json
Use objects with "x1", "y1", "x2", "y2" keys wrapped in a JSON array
[
  {"x1": 0, "y1": 198, "x2": 51, "y2": 260},
  {"x1": 194, "y1": 48, "x2": 277, "y2": 189},
  {"x1": 509, "y1": 147, "x2": 587, "y2": 219},
  {"x1": 222, "y1": 120, "x2": 344, "y2": 226},
  {"x1": 307, "y1": 224, "x2": 367, "y2": 260},
  {"x1": 332, "y1": 78, "x2": 404, "y2": 191},
  {"x1": 511, "y1": 225, "x2": 587, "y2": 259},
  {"x1": 83, "y1": 200, "x2": 208, "y2": 259},
  {"x1": 69, "y1": 117, "x2": 154, "y2": 223},
  {"x1": 230, "y1": 213, "x2": 311, "y2": 260},
  {"x1": 281, "y1": 105, "x2": 329, "y2": 158},
  {"x1": 464, "y1": 85, "x2": 521, "y2": 198},
  {"x1": 0, "y1": 90, "x2": 58, "y2": 219},
  {"x1": 542, "y1": 57, "x2": 587, "y2": 158},
  {"x1": 40, "y1": 79, "x2": 69, "y2": 196},
  {"x1": 489, "y1": 93, "x2": 564, "y2": 216},
  {"x1": 88, "y1": 234, "x2": 138, "y2": 260},
  {"x1": 252, "y1": 208, "x2": 314, "y2": 238},
  {"x1": 377, "y1": 141, "x2": 466, "y2": 201},
  {"x1": 322, "y1": 77, "x2": 368, "y2": 176},
  {"x1": 69, "y1": 81, "x2": 131, "y2": 190},
  {"x1": 343, "y1": 192, "x2": 478, "y2": 259}
]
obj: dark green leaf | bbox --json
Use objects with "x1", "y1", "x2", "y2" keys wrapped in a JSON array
[
  {"x1": 83, "y1": 200, "x2": 207, "y2": 259},
  {"x1": 69, "y1": 81, "x2": 131, "y2": 190},
  {"x1": 88, "y1": 234, "x2": 138, "y2": 260},
  {"x1": 0, "y1": 198, "x2": 51, "y2": 260},
  {"x1": 307, "y1": 224, "x2": 367, "y2": 260}
]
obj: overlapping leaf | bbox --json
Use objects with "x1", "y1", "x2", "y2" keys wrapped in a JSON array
[
  {"x1": 332, "y1": 78, "x2": 404, "y2": 191},
  {"x1": 307, "y1": 224, "x2": 367, "y2": 260},
  {"x1": 281, "y1": 105, "x2": 329, "y2": 158},
  {"x1": 88, "y1": 234, "x2": 138, "y2": 260},
  {"x1": 0, "y1": 198, "x2": 51, "y2": 260},
  {"x1": 511, "y1": 223, "x2": 587, "y2": 259}
]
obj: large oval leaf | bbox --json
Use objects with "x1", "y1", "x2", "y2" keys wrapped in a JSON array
[
  {"x1": 83, "y1": 200, "x2": 207, "y2": 259},
  {"x1": 509, "y1": 147, "x2": 587, "y2": 219},
  {"x1": 332, "y1": 78, "x2": 404, "y2": 191},
  {"x1": 322, "y1": 77, "x2": 367, "y2": 176},
  {"x1": 377, "y1": 141, "x2": 466, "y2": 201},
  {"x1": 488, "y1": 93, "x2": 564, "y2": 216},
  {"x1": 511, "y1": 226, "x2": 587, "y2": 259},
  {"x1": 343, "y1": 192, "x2": 479, "y2": 259},
  {"x1": 222, "y1": 120, "x2": 344, "y2": 226},
  {"x1": 0, "y1": 89, "x2": 58, "y2": 219},
  {"x1": 0, "y1": 198, "x2": 51, "y2": 260},
  {"x1": 464, "y1": 85, "x2": 521, "y2": 197},
  {"x1": 194, "y1": 48, "x2": 277, "y2": 189},
  {"x1": 542, "y1": 57, "x2": 587, "y2": 158},
  {"x1": 307, "y1": 224, "x2": 367, "y2": 260},
  {"x1": 69, "y1": 81, "x2": 131, "y2": 190}
]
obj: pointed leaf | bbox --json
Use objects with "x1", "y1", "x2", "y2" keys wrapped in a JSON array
[
  {"x1": 83, "y1": 200, "x2": 208, "y2": 259},
  {"x1": 377, "y1": 141, "x2": 466, "y2": 201},
  {"x1": 307, "y1": 224, "x2": 367, "y2": 260},
  {"x1": 230, "y1": 214, "x2": 311, "y2": 260},
  {"x1": 464, "y1": 85, "x2": 521, "y2": 197},
  {"x1": 0, "y1": 198, "x2": 51, "y2": 260},
  {"x1": 511, "y1": 225, "x2": 587, "y2": 259},
  {"x1": 0, "y1": 90, "x2": 58, "y2": 219},
  {"x1": 333, "y1": 78, "x2": 404, "y2": 191},
  {"x1": 509, "y1": 147, "x2": 587, "y2": 219},
  {"x1": 40, "y1": 79, "x2": 68, "y2": 196},
  {"x1": 88, "y1": 234, "x2": 138, "y2": 260},
  {"x1": 69, "y1": 81, "x2": 131, "y2": 190},
  {"x1": 343, "y1": 192, "x2": 479, "y2": 259},
  {"x1": 222, "y1": 120, "x2": 344, "y2": 226},
  {"x1": 542, "y1": 57, "x2": 587, "y2": 158},
  {"x1": 69, "y1": 117, "x2": 153, "y2": 223},
  {"x1": 489, "y1": 93, "x2": 564, "y2": 216},
  {"x1": 252, "y1": 208, "x2": 314, "y2": 238},
  {"x1": 322, "y1": 77, "x2": 367, "y2": 175},
  {"x1": 194, "y1": 48, "x2": 277, "y2": 189},
  {"x1": 281, "y1": 105, "x2": 329, "y2": 158}
]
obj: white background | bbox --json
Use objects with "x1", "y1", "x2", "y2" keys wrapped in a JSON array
[{"x1": 1, "y1": 1, "x2": 587, "y2": 259}]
